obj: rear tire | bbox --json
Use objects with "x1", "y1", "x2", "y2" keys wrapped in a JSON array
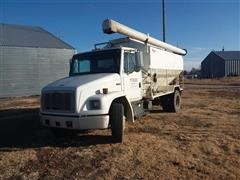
[
  {"x1": 110, "y1": 103, "x2": 125, "y2": 143},
  {"x1": 161, "y1": 90, "x2": 181, "y2": 112},
  {"x1": 173, "y1": 90, "x2": 181, "y2": 112}
]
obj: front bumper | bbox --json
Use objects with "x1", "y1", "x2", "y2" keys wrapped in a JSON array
[{"x1": 40, "y1": 113, "x2": 109, "y2": 130}]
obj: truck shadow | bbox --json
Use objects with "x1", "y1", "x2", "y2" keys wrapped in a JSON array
[
  {"x1": 0, "y1": 108, "x2": 113, "y2": 149},
  {"x1": 148, "y1": 109, "x2": 164, "y2": 113}
]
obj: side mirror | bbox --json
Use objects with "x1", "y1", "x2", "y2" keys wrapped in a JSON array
[{"x1": 135, "y1": 51, "x2": 143, "y2": 72}]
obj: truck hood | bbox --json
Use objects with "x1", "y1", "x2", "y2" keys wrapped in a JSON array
[{"x1": 43, "y1": 73, "x2": 121, "y2": 90}]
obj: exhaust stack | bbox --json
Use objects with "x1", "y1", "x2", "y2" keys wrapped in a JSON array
[{"x1": 102, "y1": 19, "x2": 187, "y2": 56}]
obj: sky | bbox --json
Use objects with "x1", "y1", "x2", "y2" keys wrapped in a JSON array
[{"x1": 0, "y1": 0, "x2": 239, "y2": 71}]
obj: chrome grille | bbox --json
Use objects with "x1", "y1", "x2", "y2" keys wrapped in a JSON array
[{"x1": 42, "y1": 91, "x2": 75, "y2": 112}]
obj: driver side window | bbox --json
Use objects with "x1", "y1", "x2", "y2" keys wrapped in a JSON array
[
  {"x1": 72, "y1": 59, "x2": 90, "y2": 73},
  {"x1": 124, "y1": 52, "x2": 136, "y2": 74}
]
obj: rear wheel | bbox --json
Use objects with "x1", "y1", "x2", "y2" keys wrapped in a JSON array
[
  {"x1": 110, "y1": 103, "x2": 125, "y2": 143},
  {"x1": 161, "y1": 90, "x2": 181, "y2": 112},
  {"x1": 172, "y1": 90, "x2": 181, "y2": 112}
]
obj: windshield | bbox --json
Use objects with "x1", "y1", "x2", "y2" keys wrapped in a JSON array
[{"x1": 70, "y1": 49, "x2": 121, "y2": 76}]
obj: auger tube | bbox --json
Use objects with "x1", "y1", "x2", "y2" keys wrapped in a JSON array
[{"x1": 102, "y1": 19, "x2": 187, "y2": 56}]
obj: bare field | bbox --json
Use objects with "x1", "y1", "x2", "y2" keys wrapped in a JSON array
[{"x1": 0, "y1": 77, "x2": 240, "y2": 179}]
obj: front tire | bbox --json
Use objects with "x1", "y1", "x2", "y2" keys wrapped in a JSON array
[{"x1": 110, "y1": 103, "x2": 125, "y2": 143}]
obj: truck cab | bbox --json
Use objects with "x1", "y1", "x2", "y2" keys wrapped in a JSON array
[{"x1": 40, "y1": 47, "x2": 142, "y2": 142}]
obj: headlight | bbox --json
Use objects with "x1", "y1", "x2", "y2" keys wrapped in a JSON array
[{"x1": 89, "y1": 100, "x2": 101, "y2": 109}]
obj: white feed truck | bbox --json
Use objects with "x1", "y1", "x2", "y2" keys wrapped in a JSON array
[{"x1": 40, "y1": 19, "x2": 187, "y2": 142}]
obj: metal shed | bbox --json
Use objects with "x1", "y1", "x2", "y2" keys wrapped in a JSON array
[
  {"x1": 201, "y1": 51, "x2": 240, "y2": 78},
  {"x1": 0, "y1": 23, "x2": 75, "y2": 97}
]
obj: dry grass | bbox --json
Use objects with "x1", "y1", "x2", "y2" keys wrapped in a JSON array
[{"x1": 0, "y1": 77, "x2": 239, "y2": 179}]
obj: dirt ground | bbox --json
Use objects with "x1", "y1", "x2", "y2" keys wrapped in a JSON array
[{"x1": 0, "y1": 77, "x2": 239, "y2": 179}]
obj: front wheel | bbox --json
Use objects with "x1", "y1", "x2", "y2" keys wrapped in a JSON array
[{"x1": 110, "y1": 103, "x2": 125, "y2": 143}]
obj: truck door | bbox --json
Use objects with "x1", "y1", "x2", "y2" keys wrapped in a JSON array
[{"x1": 122, "y1": 51, "x2": 142, "y2": 101}]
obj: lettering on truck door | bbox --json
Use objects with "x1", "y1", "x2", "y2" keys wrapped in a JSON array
[{"x1": 123, "y1": 51, "x2": 142, "y2": 101}]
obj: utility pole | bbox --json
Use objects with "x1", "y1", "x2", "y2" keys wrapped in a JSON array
[{"x1": 162, "y1": 0, "x2": 166, "y2": 42}]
